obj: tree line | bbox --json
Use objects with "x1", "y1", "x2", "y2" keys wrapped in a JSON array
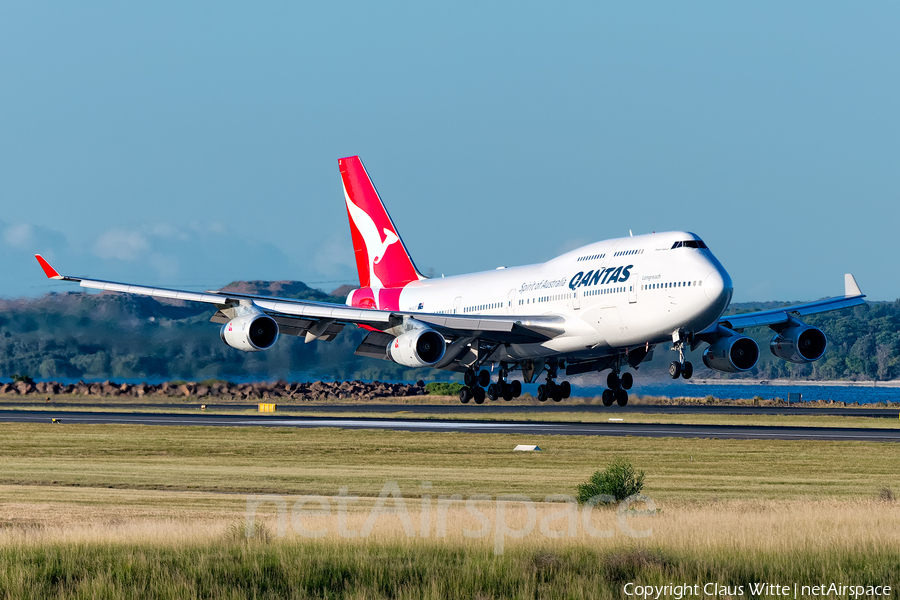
[{"x1": 0, "y1": 283, "x2": 897, "y2": 383}]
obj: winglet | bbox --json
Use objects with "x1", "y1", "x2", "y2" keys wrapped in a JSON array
[
  {"x1": 35, "y1": 254, "x2": 62, "y2": 279},
  {"x1": 844, "y1": 273, "x2": 862, "y2": 297}
]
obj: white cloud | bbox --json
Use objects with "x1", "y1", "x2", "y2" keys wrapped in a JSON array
[
  {"x1": 93, "y1": 229, "x2": 150, "y2": 261},
  {"x1": 0, "y1": 218, "x2": 343, "y2": 298},
  {"x1": 147, "y1": 252, "x2": 181, "y2": 279},
  {"x1": 312, "y1": 231, "x2": 357, "y2": 274},
  {"x1": 4, "y1": 223, "x2": 34, "y2": 248},
  {"x1": 207, "y1": 221, "x2": 227, "y2": 234}
]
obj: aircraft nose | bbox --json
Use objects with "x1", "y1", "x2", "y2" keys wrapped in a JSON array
[{"x1": 704, "y1": 268, "x2": 733, "y2": 306}]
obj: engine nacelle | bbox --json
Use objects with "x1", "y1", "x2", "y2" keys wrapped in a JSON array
[
  {"x1": 770, "y1": 325, "x2": 827, "y2": 363},
  {"x1": 387, "y1": 328, "x2": 446, "y2": 368},
  {"x1": 220, "y1": 314, "x2": 279, "y2": 352},
  {"x1": 702, "y1": 335, "x2": 760, "y2": 373}
]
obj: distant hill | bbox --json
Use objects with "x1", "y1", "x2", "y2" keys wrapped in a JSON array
[
  {"x1": 219, "y1": 280, "x2": 349, "y2": 303},
  {"x1": 0, "y1": 282, "x2": 897, "y2": 383}
]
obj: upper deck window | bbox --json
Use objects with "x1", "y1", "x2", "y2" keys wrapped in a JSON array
[{"x1": 671, "y1": 240, "x2": 708, "y2": 249}]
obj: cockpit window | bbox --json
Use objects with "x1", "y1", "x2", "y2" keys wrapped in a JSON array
[{"x1": 671, "y1": 240, "x2": 708, "y2": 249}]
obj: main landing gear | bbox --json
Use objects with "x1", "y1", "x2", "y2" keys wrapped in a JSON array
[
  {"x1": 459, "y1": 365, "x2": 523, "y2": 404},
  {"x1": 669, "y1": 339, "x2": 693, "y2": 380},
  {"x1": 487, "y1": 364, "x2": 522, "y2": 402},
  {"x1": 536, "y1": 361, "x2": 571, "y2": 403},
  {"x1": 601, "y1": 370, "x2": 632, "y2": 407}
]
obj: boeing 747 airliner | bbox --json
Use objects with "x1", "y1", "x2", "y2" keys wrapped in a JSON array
[{"x1": 36, "y1": 156, "x2": 866, "y2": 405}]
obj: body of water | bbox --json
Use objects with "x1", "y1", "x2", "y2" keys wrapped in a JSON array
[{"x1": 625, "y1": 382, "x2": 900, "y2": 405}]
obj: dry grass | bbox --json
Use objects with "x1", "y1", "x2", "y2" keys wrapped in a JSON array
[
  {"x1": 1, "y1": 490, "x2": 897, "y2": 598},
  {"x1": 2, "y1": 485, "x2": 897, "y2": 555}
]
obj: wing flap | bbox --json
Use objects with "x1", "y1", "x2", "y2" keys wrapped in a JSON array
[
  {"x1": 354, "y1": 331, "x2": 395, "y2": 360},
  {"x1": 414, "y1": 314, "x2": 566, "y2": 343}
]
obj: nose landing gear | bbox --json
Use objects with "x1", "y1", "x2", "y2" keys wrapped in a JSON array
[{"x1": 669, "y1": 337, "x2": 694, "y2": 380}]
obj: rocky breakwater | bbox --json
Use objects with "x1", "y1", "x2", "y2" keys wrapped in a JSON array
[{"x1": 0, "y1": 380, "x2": 427, "y2": 401}]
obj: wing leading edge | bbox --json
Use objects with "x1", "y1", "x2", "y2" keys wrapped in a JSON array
[
  {"x1": 709, "y1": 273, "x2": 865, "y2": 332},
  {"x1": 33, "y1": 255, "x2": 564, "y2": 346}
]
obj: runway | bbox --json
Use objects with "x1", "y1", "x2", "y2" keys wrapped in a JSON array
[
  {"x1": 2, "y1": 409, "x2": 899, "y2": 442},
  {"x1": 2, "y1": 401, "x2": 898, "y2": 418}
]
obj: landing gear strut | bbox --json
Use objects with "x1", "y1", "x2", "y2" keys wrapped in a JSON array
[
  {"x1": 669, "y1": 336, "x2": 693, "y2": 380},
  {"x1": 536, "y1": 361, "x2": 571, "y2": 403}
]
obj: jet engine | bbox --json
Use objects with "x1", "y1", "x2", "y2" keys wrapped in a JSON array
[
  {"x1": 387, "y1": 328, "x2": 446, "y2": 368},
  {"x1": 770, "y1": 325, "x2": 827, "y2": 363},
  {"x1": 702, "y1": 334, "x2": 760, "y2": 373},
  {"x1": 220, "y1": 313, "x2": 279, "y2": 352}
]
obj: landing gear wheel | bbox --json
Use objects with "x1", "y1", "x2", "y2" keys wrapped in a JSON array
[
  {"x1": 464, "y1": 369, "x2": 477, "y2": 388},
  {"x1": 459, "y1": 386, "x2": 472, "y2": 404},
  {"x1": 510, "y1": 380, "x2": 522, "y2": 398},
  {"x1": 560, "y1": 381, "x2": 571, "y2": 399},
  {"x1": 681, "y1": 361, "x2": 693, "y2": 380},
  {"x1": 537, "y1": 384, "x2": 549, "y2": 402},
  {"x1": 621, "y1": 372, "x2": 633, "y2": 390},
  {"x1": 502, "y1": 383, "x2": 513, "y2": 401},
  {"x1": 602, "y1": 389, "x2": 615, "y2": 407},
  {"x1": 607, "y1": 372, "x2": 620, "y2": 390},
  {"x1": 478, "y1": 369, "x2": 491, "y2": 387},
  {"x1": 615, "y1": 388, "x2": 629, "y2": 407},
  {"x1": 551, "y1": 383, "x2": 563, "y2": 402},
  {"x1": 669, "y1": 361, "x2": 682, "y2": 380},
  {"x1": 473, "y1": 386, "x2": 485, "y2": 404},
  {"x1": 487, "y1": 383, "x2": 499, "y2": 401}
]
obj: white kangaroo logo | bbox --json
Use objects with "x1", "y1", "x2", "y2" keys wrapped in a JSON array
[{"x1": 345, "y1": 190, "x2": 400, "y2": 293}]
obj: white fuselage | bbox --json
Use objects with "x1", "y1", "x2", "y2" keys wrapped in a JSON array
[{"x1": 370, "y1": 231, "x2": 734, "y2": 362}]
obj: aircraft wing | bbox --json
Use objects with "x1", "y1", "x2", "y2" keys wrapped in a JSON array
[
  {"x1": 35, "y1": 255, "x2": 563, "y2": 345},
  {"x1": 704, "y1": 274, "x2": 866, "y2": 333}
]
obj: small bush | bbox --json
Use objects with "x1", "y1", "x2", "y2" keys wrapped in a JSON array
[
  {"x1": 879, "y1": 488, "x2": 895, "y2": 502},
  {"x1": 576, "y1": 458, "x2": 645, "y2": 503},
  {"x1": 425, "y1": 382, "x2": 463, "y2": 396}
]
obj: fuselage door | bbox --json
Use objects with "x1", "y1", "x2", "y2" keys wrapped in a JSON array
[
  {"x1": 629, "y1": 272, "x2": 638, "y2": 304},
  {"x1": 507, "y1": 289, "x2": 517, "y2": 314},
  {"x1": 453, "y1": 296, "x2": 461, "y2": 314}
]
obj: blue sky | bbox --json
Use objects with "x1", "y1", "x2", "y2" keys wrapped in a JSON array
[{"x1": 2, "y1": 2, "x2": 898, "y2": 301}]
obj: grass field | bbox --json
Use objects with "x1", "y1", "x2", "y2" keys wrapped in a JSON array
[
  {"x1": 1, "y1": 421, "x2": 898, "y2": 597},
  {"x1": 2, "y1": 423, "x2": 899, "y2": 499}
]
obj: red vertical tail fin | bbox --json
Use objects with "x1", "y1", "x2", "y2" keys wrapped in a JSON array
[{"x1": 339, "y1": 156, "x2": 425, "y2": 289}]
